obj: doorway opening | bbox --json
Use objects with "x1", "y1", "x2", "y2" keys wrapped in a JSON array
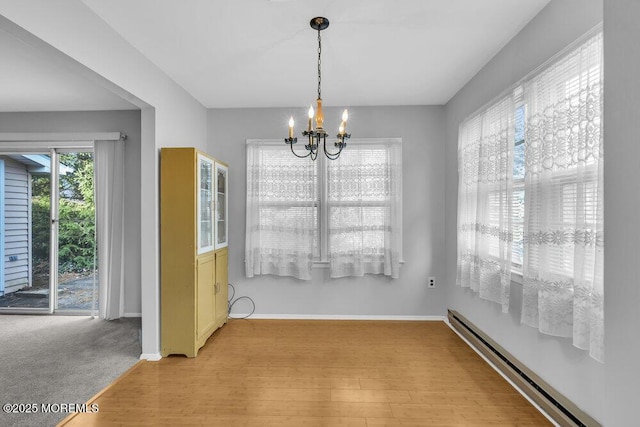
[{"x1": 0, "y1": 149, "x2": 98, "y2": 314}]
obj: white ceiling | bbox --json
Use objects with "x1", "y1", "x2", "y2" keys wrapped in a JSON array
[
  {"x1": 1, "y1": 0, "x2": 551, "y2": 112},
  {"x1": 81, "y1": 0, "x2": 551, "y2": 108},
  {"x1": 0, "y1": 27, "x2": 137, "y2": 112}
]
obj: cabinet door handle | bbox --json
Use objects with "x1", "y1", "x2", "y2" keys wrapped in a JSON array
[{"x1": 214, "y1": 283, "x2": 219, "y2": 294}]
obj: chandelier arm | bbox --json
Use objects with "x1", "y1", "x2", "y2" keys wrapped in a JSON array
[
  {"x1": 289, "y1": 140, "x2": 313, "y2": 159},
  {"x1": 323, "y1": 137, "x2": 344, "y2": 159},
  {"x1": 325, "y1": 151, "x2": 341, "y2": 161}
]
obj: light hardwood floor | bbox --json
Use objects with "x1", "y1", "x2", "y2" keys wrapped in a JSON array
[{"x1": 61, "y1": 320, "x2": 551, "y2": 426}]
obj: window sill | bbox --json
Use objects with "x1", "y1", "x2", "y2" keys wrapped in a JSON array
[
  {"x1": 312, "y1": 260, "x2": 406, "y2": 269},
  {"x1": 510, "y1": 271, "x2": 578, "y2": 287},
  {"x1": 312, "y1": 261, "x2": 329, "y2": 269}
]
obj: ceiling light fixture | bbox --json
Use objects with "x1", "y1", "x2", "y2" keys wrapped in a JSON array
[{"x1": 285, "y1": 17, "x2": 350, "y2": 160}]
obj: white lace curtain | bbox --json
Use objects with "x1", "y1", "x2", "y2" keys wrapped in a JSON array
[
  {"x1": 327, "y1": 140, "x2": 402, "y2": 278},
  {"x1": 457, "y1": 95, "x2": 515, "y2": 312},
  {"x1": 245, "y1": 141, "x2": 317, "y2": 280},
  {"x1": 94, "y1": 139, "x2": 125, "y2": 320},
  {"x1": 521, "y1": 32, "x2": 604, "y2": 362},
  {"x1": 245, "y1": 139, "x2": 402, "y2": 280}
]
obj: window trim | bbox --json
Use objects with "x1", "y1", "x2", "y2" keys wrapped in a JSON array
[{"x1": 246, "y1": 137, "x2": 403, "y2": 265}]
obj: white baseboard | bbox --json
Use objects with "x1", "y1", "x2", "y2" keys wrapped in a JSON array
[
  {"x1": 445, "y1": 321, "x2": 559, "y2": 427},
  {"x1": 124, "y1": 312, "x2": 141, "y2": 317},
  {"x1": 139, "y1": 352, "x2": 162, "y2": 361},
  {"x1": 141, "y1": 316, "x2": 446, "y2": 361},
  {"x1": 230, "y1": 313, "x2": 447, "y2": 321}
]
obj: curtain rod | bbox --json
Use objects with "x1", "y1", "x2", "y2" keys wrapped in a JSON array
[
  {"x1": 460, "y1": 22, "x2": 602, "y2": 125},
  {"x1": 0, "y1": 132, "x2": 127, "y2": 142}
]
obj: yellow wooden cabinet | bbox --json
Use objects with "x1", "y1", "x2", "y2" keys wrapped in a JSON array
[{"x1": 160, "y1": 147, "x2": 228, "y2": 357}]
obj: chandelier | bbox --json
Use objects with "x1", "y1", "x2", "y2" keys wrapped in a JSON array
[{"x1": 285, "y1": 17, "x2": 350, "y2": 160}]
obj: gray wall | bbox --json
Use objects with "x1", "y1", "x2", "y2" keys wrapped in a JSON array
[
  {"x1": 0, "y1": 110, "x2": 142, "y2": 315},
  {"x1": 0, "y1": 3, "x2": 209, "y2": 357},
  {"x1": 208, "y1": 106, "x2": 446, "y2": 318},
  {"x1": 603, "y1": 0, "x2": 640, "y2": 424},
  {"x1": 444, "y1": 0, "x2": 604, "y2": 422}
]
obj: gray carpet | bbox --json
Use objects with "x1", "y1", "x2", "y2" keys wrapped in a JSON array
[{"x1": 0, "y1": 315, "x2": 141, "y2": 427}]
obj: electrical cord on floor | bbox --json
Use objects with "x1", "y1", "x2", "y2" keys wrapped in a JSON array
[{"x1": 227, "y1": 283, "x2": 255, "y2": 319}]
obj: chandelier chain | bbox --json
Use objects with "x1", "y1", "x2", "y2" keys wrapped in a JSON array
[{"x1": 317, "y1": 28, "x2": 322, "y2": 99}]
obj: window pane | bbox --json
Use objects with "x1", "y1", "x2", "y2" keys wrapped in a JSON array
[
  {"x1": 246, "y1": 142, "x2": 320, "y2": 273},
  {"x1": 259, "y1": 206, "x2": 319, "y2": 258},
  {"x1": 329, "y1": 206, "x2": 386, "y2": 255},
  {"x1": 327, "y1": 148, "x2": 389, "y2": 202},
  {"x1": 513, "y1": 103, "x2": 525, "y2": 270},
  {"x1": 513, "y1": 143, "x2": 525, "y2": 180},
  {"x1": 259, "y1": 148, "x2": 318, "y2": 203},
  {"x1": 513, "y1": 105, "x2": 525, "y2": 180},
  {"x1": 514, "y1": 104, "x2": 525, "y2": 143},
  {"x1": 512, "y1": 187, "x2": 525, "y2": 269},
  {"x1": 256, "y1": 146, "x2": 319, "y2": 256}
]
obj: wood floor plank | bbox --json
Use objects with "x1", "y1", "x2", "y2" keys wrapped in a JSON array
[
  {"x1": 226, "y1": 387, "x2": 332, "y2": 402},
  {"x1": 331, "y1": 389, "x2": 412, "y2": 403},
  {"x1": 60, "y1": 320, "x2": 551, "y2": 426}
]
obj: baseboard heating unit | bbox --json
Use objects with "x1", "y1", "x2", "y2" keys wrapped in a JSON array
[{"x1": 447, "y1": 309, "x2": 600, "y2": 427}]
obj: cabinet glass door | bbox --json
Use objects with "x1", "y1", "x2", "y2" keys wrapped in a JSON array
[
  {"x1": 197, "y1": 154, "x2": 214, "y2": 254},
  {"x1": 214, "y1": 162, "x2": 228, "y2": 249}
]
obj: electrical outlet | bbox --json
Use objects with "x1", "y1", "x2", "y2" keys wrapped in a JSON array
[{"x1": 428, "y1": 276, "x2": 436, "y2": 288}]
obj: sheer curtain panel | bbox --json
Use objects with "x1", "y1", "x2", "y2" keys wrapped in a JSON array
[
  {"x1": 327, "y1": 139, "x2": 402, "y2": 278},
  {"x1": 245, "y1": 141, "x2": 317, "y2": 280},
  {"x1": 94, "y1": 139, "x2": 125, "y2": 320},
  {"x1": 457, "y1": 95, "x2": 515, "y2": 312},
  {"x1": 521, "y1": 32, "x2": 604, "y2": 362}
]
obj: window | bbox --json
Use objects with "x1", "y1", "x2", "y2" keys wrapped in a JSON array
[
  {"x1": 520, "y1": 30, "x2": 603, "y2": 362},
  {"x1": 458, "y1": 29, "x2": 603, "y2": 362},
  {"x1": 457, "y1": 95, "x2": 514, "y2": 312},
  {"x1": 326, "y1": 140, "x2": 403, "y2": 278},
  {"x1": 511, "y1": 47, "x2": 602, "y2": 280},
  {"x1": 245, "y1": 138, "x2": 402, "y2": 280}
]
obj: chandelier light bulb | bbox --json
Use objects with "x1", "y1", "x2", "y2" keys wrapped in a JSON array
[
  {"x1": 342, "y1": 109, "x2": 349, "y2": 122},
  {"x1": 308, "y1": 105, "x2": 314, "y2": 131},
  {"x1": 288, "y1": 116, "x2": 294, "y2": 138}
]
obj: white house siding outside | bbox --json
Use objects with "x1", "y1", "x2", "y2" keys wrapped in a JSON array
[{"x1": 3, "y1": 157, "x2": 30, "y2": 295}]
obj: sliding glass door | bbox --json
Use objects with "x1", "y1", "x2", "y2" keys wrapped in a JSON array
[
  {"x1": 55, "y1": 151, "x2": 97, "y2": 312},
  {"x1": 0, "y1": 149, "x2": 97, "y2": 314}
]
